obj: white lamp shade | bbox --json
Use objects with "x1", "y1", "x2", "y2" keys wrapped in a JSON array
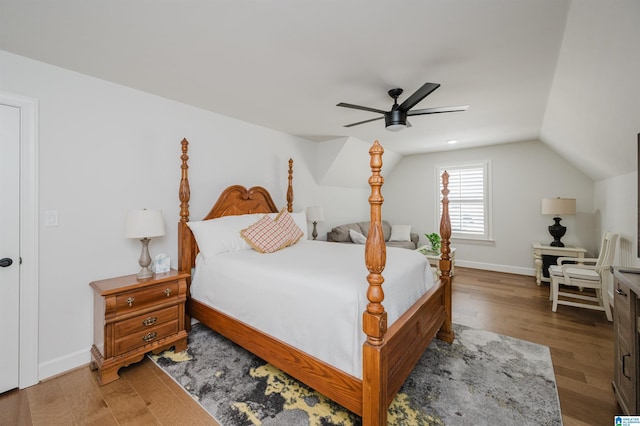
[
  {"x1": 125, "y1": 209, "x2": 166, "y2": 239},
  {"x1": 541, "y1": 198, "x2": 576, "y2": 216},
  {"x1": 306, "y1": 206, "x2": 324, "y2": 222}
]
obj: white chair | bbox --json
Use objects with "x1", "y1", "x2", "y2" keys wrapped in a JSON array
[{"x1": 549, "y1": 231, "x2": 618, "y2": 321}]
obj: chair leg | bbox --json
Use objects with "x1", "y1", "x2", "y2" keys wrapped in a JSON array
[
  {"x1": 601, "y1": 285, "x2": 613, "y2": 322},
  {"x1": 551, "y1": 277, "x2": 559, "y2": 312}
]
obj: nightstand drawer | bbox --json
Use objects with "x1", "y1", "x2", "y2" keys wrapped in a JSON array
[
  {"x1": 115, "y1": 281, "x2": 179, "y2": 314},
  {"x1": 115, "y1": 320, "x2": 179, "y2": 355},
  {"x1": 114, "y1": 305, "x2": 179, "y2": 337},
  {"x1": 615, "y1": 281, "x2": 632, "y2": 316}
]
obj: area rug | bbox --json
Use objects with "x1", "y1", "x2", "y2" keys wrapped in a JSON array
[{"x1": 150, "y1": 323, "x2": 562, "y2": 425}]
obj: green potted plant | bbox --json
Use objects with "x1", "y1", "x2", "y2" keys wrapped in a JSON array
[{"x1": 423, "y1": 232, "x2": 441, "y2": 254}]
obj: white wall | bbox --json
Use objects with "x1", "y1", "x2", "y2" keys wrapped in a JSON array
[
  {"x1": 382, "y1": 140, "x2": 595, "y2": 274},
  {"x1": 0, "y1": 49, "x2": 369, "y2": 380},
  {"x1": 541, "y1": 0, "x2": 640, "y2": 182},
  {"x1": 595, "y1": 171, "x2": 639, "y2": 268},
  {"x1": 593, "y1": 171, "x2": 639, "y2": 301}
]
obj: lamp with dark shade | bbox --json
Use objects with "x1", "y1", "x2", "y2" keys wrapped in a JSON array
[
  {"x1": 125, "y1": 209, "x2": 166, "y2": 280},
  {"x1": 306, "y1": 206, "x2": 324, "y2": 240},
  {"x1": 541, "y1": 198, "x2": 576, "y2": 247}
]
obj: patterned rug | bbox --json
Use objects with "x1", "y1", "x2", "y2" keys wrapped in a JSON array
[{"x1": 150, "y1": 323, "x2": 562, "y2": 425}]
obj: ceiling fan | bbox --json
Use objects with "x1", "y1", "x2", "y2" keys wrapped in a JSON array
[{"x1": 337, "y1": 82, "x2": 469, "y2": 131}]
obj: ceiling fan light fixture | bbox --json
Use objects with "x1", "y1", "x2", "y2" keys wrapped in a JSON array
[
  {"x1": 385, "y1": 110, "x2": 407, "y2": 132},
  {"x1": 385, "y1": 123, "x2": 406, "y2": 132},
  {"x1": 337, "y1": 82, "x2": 468, "y2": 130}
]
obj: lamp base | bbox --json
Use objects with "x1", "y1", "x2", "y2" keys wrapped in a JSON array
[
  {"x1": 312, "y1": 221, "x2": 318, "y2": 240},
  {"x1": 136, "y1": 237, "x2": 154, "y2": 280},
  {"x1": 137, "y1": 267, "x2": 154, "y2": 280},
  {"x1": 548, "y1": 217, "x2": 567, "y2": 247}
]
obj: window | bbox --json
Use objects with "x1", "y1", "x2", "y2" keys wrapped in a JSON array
[{"x1": 437, "y1": 162, "x2": 491, "y2": 240}]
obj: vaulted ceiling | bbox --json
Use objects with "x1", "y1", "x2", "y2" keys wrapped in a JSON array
[{"x1": 1, "y1": 0, "x2": 638, "y2": 181}]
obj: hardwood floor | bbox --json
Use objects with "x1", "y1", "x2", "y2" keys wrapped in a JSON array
[
  {"x1": 452, "y1": 268, "x2": 618, "y2": 426},
  {"x1": 0, "y1": 356, "x2": 218, "y2": 426},
  {"x1": 0, "y1": 267, "x2": 619, "y2": 425}
]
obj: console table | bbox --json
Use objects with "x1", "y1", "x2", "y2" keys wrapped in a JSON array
[{"x1": 532, "y1": 243, "x2": 587, "y2": 285}]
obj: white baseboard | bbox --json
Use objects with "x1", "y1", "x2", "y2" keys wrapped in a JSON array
[
  {"x1": 455, "y1": 260, "x2": 535, "y2": 277},
  {"x1": 38, "y1": 347, "x2": 91, "y2": 382}
]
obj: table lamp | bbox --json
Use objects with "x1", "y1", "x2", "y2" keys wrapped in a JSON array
[
  {"x1": 125, "y1": 209, "x2": 166, "y2": 279},
  {"x1": 541, "y1": 198, "x2": 576, "y2": 247},
  {"x1": 306, "y1": 206, "x2": 324, "y2": 240}
]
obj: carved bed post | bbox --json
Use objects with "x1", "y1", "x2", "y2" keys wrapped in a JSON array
[
  {"x1": 178, "y1": 138, "x2": 192, "y2": 274},
  {"x1": 437, "y1": 170, "x2": 455, "y2": 343},
  {"x1": 178, "y1": 138, "x2": 193, "y2": 331},
  {"x1": 287, "y1": 158, "x2": 294, "y2": 213},
  {"x1": 362, "y1": 140, "x2": 388, "y2": 426}
]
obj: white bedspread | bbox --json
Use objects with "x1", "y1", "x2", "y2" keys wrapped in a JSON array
[{"x1": 190, "y1": 240, "x2": 435, "y2": 379}]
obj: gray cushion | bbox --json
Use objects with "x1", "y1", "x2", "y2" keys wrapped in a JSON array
[
  {"x1": 328, "y1": 220, "x2": 418, "y2": 249},
  {"x1": 327, "y1": 223, "x2": 363, "y2": 242},
  {"x1": 356, "y1": 220, "x2": 392, "y2": 241}
]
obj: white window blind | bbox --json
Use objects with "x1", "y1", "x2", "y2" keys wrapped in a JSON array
[{"x1": 438, "y1": 162, "x2": 490, "y2": 239}]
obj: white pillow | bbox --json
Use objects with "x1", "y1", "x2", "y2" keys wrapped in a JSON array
[
  {"x1": 349, "y1": 229, "x2": 367, "y2": 244},
  {"x1": 187, "y1": 213, "x2": 265, "y2": 260},
  {"x1": 389, "y1": 225, "x2": 412, "y2": 242},
  {"x1": 289, "y1": 211, "x2": 308, "y2": 240}
]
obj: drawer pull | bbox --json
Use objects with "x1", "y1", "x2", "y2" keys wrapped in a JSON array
[
  {"x1": 126, "y1": 297, "x2": 135, "y2": 307},
  {"x1": 616, "y1": 288, "x2": 628, "y2": 297},
  {"x1": 164, "y1": 288, "x2": 171, "y2": 297},
  {"x1": 142, "y1": 316, "x2": 157, "y2": 326},
  {"x1": 142, "y1": 332, "x2": 157, "y2": 343},
  {"x1": 622, "y1": 353, "x2": 632, "y2": 379}
]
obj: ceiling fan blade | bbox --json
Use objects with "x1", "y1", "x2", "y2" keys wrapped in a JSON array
[
  {"x1": 336, "y1": 102, "x2": 387, "y2": 115},
  {"x1": 398, "y1": 82, "x2": 440, "y2": 112},
  {"x1": 343, "y1": 116, "x2": 384, "y2": 128},
  {"x1": 407, "y1": 105, "x2": 469, "y2": 116}
]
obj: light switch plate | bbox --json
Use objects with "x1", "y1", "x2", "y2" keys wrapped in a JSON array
[{"x1": 44, "y1": 210, "x2": 59, "y2": 227}]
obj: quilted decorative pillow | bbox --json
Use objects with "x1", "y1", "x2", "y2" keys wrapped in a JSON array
[
  {"x1": 267, "y1": 210, "x2": 308, "y2": 240},
  {"x1": 241, "y1": 215, "x2": 292, "y2": 253},
  {"x1": 275, "y1": 208, "x2": 304, "y2": 246}
]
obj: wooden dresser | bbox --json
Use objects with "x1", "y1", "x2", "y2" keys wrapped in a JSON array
[
  {"x1": 613, "y1": 268, "x2": 640, "y2": 415},
  {"x1": 90, "y1": 269, "x2": 189, "y2": 385}
]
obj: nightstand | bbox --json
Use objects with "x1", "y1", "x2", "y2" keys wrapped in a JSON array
[
  {"x1": 416, "y1": 246, "x2": 456, "y2": 276},
  {"x1": 89, "y1": 269, "x2": 189, "y2": 385}
]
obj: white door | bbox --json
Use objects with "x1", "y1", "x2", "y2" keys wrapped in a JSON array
[{"x1": 0, "y1": 104, "x2": 20, "y2": 393}]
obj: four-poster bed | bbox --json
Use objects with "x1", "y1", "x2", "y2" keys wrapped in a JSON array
[{"x1": 177, "y1": 138, "x2": 454, "y2": 425}]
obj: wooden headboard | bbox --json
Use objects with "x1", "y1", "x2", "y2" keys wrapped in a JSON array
[
  {"x1": 177, "y1": 138, "x2": 294, "y2": 272},
  {"x1": 203, "y1": 185, "x2": 279, "y2": 219}
]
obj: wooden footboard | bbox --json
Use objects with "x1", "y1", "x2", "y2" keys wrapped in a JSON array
[
  {"x1": 188, "y1": 297, "x2": 364, "y2": 414},
  {"x1": 177, "y1": 138, "x2": 453, "y2": 426},
  {"x1": 384, "y1": 283, "x2": 447, "y2": 404}
]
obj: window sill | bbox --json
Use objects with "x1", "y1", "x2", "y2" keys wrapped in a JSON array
[{"x1": 450, "y1": 236, "x2": 495, "y2": 245}]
